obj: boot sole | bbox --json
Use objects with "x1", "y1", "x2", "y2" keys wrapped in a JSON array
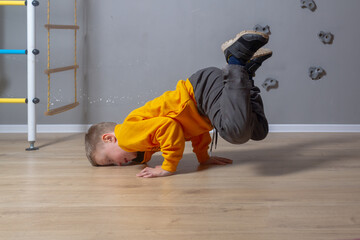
[
  {"x1": 251, "y1": 48, "x2": 272, "y2": 60},
  {"x1": 221, "y1": 30, "x2": 269, "y2": 53}
]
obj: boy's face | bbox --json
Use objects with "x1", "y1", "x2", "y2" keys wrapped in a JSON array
[{"x1": 94, "y1": 133, "x2": 137, "y2": 166}]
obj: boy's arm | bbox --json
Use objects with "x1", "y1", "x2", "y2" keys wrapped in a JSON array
[
  {"x1": 136, "y1": 129, "x2": 231, "y2": 178},
  {"x1": 191, "y1": 132, "x2": 233, "y2": 165},
  {"x1": 156, "y1": 118, "x2": 185, "y2": 172},
  {"x1": 134, "y1": 117, "x2": 185, "y2": 178},
  {"x1": 119, "y1": 116, "x2": 186, "y2": 176},
  {"x1": 191, "y1": 132, "x2": 212, "y2": 163}
]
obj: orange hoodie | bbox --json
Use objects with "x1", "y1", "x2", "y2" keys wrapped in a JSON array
[{"x1": 114, "y1": 79, "x2": 213, "y2": 172}]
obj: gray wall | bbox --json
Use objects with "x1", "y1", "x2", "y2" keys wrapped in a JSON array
[{"x1": 1, "y1": 0, "x2": 360, "y2": 125}]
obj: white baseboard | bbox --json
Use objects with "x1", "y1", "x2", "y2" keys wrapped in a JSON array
[
  {"x1": 0, "y1": 124, "x2": 360, "y2": 133},
  {"x1": 269, "y1": 124, "x2": 360, "y2": 132},
  {"x1": 0, "y1": 124, "x2": 92, "y2": 133}
]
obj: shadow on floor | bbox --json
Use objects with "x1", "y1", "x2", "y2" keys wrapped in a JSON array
[
  {"x1": 176, "y1": 134, "x2": 359, "y2": 177},
  {"x1": 37, "y1": 133, "x2": 84, "y2": 149}
]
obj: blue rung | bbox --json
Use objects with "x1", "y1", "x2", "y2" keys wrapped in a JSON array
[{"x1": 0, "y1": 49, "x2": 26, "y2": 55}]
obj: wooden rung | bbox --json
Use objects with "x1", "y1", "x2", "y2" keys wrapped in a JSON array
[
  {"x1": 45, "y1": 102, "x2": 79, "y2": 116},
  {"x1": 44, "y1": 65, "x2": 79, "y2": 74},
  {"x1": 44, "y1": 24, "x2": 80, "y2": 30}
]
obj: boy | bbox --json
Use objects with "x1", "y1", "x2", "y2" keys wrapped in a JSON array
[{"x1": 85, "y1": 30, "x2": 271, "y2": 178}]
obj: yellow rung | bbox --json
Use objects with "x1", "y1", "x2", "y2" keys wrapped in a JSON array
[
  {"x1": 0, "y1": 98, "x2": 26, "y2": 103},
  {"x1": 0, "y1": 1, "x2": 26, "y2": 6}
]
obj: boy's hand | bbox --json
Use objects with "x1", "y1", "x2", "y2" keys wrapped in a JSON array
[
  {"x1": 136, "y1": 166, "x2": 173, "y2": 178},
  {"x1": 201, "y1": 156, "x2": 233, "y2": 165}
]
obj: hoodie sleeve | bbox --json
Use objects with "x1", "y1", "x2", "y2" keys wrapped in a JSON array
[
  {"x1": 190, "y1": 132, "x2": 211, "y2": 164},
  {"x1": 154, "y1": 118, "x2": 185, "y2": 172},
  {"x1": 117, "y1": 116, "x2": 186, "y2": 173}
]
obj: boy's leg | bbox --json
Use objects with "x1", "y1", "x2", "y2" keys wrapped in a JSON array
[
  {"x1": 246, "y1": 48, "x2": 272, "y2": 141},
  {"x1": 190, "y1": 31, "x2": 270, "y2": 144},
  {"x1": 190, "y1": 65, "x2": 259, "y2": 144},
  {"x1": 249, "y1": 83, "x2": 269, "y2": 141}
]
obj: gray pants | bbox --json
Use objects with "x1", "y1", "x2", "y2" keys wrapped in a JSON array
[{"x1": 189, "y1": 65, "x2": 268, "y2": 144}]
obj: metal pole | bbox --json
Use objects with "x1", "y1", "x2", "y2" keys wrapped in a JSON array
[{"x1": 26, "y1": 0, "x2": 38, "y2": 151}]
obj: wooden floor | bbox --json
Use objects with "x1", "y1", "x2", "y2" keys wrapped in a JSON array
[{"x1": 0, "y1": 133, "x2": 360, "y2": 240}]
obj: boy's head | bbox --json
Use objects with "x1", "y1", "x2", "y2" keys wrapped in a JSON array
[{"x1": 85, "y1": 122, "x2": 137, "y2": 166}]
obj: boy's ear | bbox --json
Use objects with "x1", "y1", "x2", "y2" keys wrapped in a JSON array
[{"x1": 102, "y1": 133, "x2": 117, "y2": 143}]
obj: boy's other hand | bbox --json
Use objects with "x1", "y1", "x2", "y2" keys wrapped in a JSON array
[
  {"x1": 136, "y1": 166, "x2": 173, "y2": 178},
  {"x1": 201, "y1": 156, "x2": 233, "y2": 165}
]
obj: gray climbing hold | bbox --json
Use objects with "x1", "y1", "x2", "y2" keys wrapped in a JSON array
[
  {"x1": 262, "y1": 78, "x2": 278, "y2": 91},
  {"x1": 253, "y1": 24, "x2": 271, "y2": 35},
  {"x1": 300, "y1": 0, "x2": 317, "y2": 12},
  {"x1": 309, "y1": 67, "x2": 326, "y2": 80},
  {"x1": 318, "y1": 31, "x2": 334, "y2": 44}
]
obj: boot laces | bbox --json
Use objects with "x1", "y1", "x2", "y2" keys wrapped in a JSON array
[{"x1": 209, "y1": 128, "x2": 218, "y2": 157}]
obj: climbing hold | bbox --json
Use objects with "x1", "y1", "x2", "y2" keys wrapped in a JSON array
[
  {"x1": 309, "y1": 67, "x2": 326, "y2": 80},
  {"x1": 262, "y1": 78, "x2": 278, "y2": 91},
  {"x1": 300, "y1": 0, "x2": 317, "y2": 11},
  {"x1": 254, "y1": 24, "x2": 271, "y2": 35},
  {"x1": 318, "y1": 31, "x2": 334, "y2": 44}
]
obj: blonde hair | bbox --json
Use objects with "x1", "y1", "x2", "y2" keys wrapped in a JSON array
[{"x1": 84, "y1": 122, "x2": 117, "y2": 166}]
